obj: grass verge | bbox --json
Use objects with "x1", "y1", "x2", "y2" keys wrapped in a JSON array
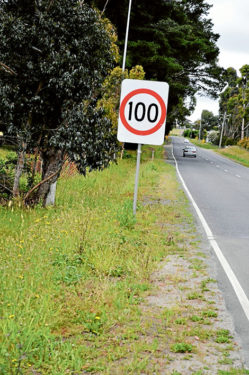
[
  {"x1": 0, "y1": 145, "x2": 248, "y2": 374},
  {"x1": 188, "y1": 139, "x2": 218, "y2": 150},
  {"x1": 215, "y1": 146, "x2": 249, "y2": 167}
]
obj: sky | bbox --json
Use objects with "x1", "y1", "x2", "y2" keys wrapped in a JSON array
[{"x1": 189, "y1": 0, "x2": 249, "y2": 122}]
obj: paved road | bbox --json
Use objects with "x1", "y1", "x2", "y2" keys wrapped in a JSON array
[{"x1": 170, "y1": 136, "x2": 249, "y2": 366}]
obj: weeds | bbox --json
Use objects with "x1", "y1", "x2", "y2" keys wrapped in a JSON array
[
  {"x1": 171, "y1": 342, "x2": 194, "y2": 353},
  {"x1": 116, "y1": 199, "x2": 136, "y2": 229}
]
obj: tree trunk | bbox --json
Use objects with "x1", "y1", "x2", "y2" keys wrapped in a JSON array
[
  {"x1": 13, "y1": 141, "x2": 27, "y2": 197},
  {"x1": 38, "y1": 149, "x2": 64, "y2": 206},
  {"x1": 45, "y1": 181, "x2": 57, "y2": 206},
  {"x1": 241, "y1": 116, "x2": 245, "y2": 140}
]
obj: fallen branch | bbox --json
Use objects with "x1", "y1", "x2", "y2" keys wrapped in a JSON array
[{"x1": 23, "y1": 168, "x2": 60, "y2": 202}]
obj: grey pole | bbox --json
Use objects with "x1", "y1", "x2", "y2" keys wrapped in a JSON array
[
  {"x1": 121, "y1": 0, "x2": 141, "y2": 216},
  {"x1": 199, "y1": 112, "x2": 202, "y2": 140},
  {"x1": 122, "y1": 0, "x2": 133, "y2": 72},
  {"x1": 219, "y1": 112, "x2": 226, "y2": 148},
  {"x1": 133, "y1": 143, "x2": 142, "y2": 215}
]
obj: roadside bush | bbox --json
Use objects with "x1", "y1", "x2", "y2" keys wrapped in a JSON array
[
  {"x1": 238, "y1": 137, "x2": 249, "y2": 150},
  {"x1": 0, "y1": 152, "x2": 17, "y2": 198},
  {"x1": 217, "y1": 135, "x2": 237, "y2": 147},
  {"x1": 224, "y1": 137, "x2": 237, "y2": 146},
  {"x1": 183, "y1": 129, "x2": 198, "y2": 138},
  {"x1": 0, "y1": 152, "x2": 40, "y2": 201},
  {"x1": 208, "y1": 130, "x2": 219, "y2": 145}
]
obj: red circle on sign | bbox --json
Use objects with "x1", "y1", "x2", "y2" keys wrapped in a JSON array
[{"x1": 120, "y1": 88, "x2": 167, "y2": 136}]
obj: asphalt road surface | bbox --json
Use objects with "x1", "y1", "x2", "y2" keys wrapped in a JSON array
[{"x1": 170, "y1": 136, "x2": 249, "y2": 366}]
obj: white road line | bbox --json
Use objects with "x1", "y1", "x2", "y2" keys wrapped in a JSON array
[
  {"x1": 224, "y1": 169, "x2": 228, "y2": 172},
  {"x1": 216, "y1": 165, "x2": 220, "y2": 168},
  {"x1": 171, "y1": 145, "x2": 249, "y2": 323},
  {"x1": 236, "y1": 174, "x2": 241, "y2": 178}
]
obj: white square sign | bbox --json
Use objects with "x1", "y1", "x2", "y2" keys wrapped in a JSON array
[{"x1": 117, "y1": 79, "x2": 169, "y2": 145}]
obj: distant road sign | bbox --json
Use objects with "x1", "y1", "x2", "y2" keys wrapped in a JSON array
[{"x1": 118, "y1": 79, "x2": 169, "y2": 145}]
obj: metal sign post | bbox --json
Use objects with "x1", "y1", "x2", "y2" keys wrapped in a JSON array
[{"x1": 133, "y1": 143, "x2": 142, "y2": 215}]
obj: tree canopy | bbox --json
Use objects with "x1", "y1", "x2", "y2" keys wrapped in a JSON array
[
  {"x1": 219, "y1": 65, "x2": 249, "y2": 141},
  {"x1": 0, "y1": 0, "x2": 118, "y2": 203},
  {"x1": 87, "y1": 0, "x2": 225, "y2": 130}
]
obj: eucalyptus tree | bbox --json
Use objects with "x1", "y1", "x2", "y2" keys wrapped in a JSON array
[
  {"x1": 87, "y1": 0, "x2": 225, "y2": 131},
  {"x1": 219, "y1": 65, "x2": 249, "y2": 140},
  {"x1": 0, "y1": 0, "x2": 118, "y2": 204}
]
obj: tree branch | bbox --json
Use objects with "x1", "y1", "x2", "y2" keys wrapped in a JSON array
[
  {"x1": 23, "y1": 168, "x2": 60, "y2": 202},
  {"x1": 101, "y1": 0, "x2": 110, "y2": 16},
  {"x1": 244, "y1": 122, "x2": 249, "y2": 131},
  {"x1": 0, "y1": 62, "x2": 17, "y2": 76},
  {"x1": 0, "y1": 182, "x2": 13, "y2": 194}
]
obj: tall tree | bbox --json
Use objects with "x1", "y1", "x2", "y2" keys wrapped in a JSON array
[
  {"x1": 219, "y1": 65, "x2": 249, "y2": 140},
  {"x1": 201, "y1": 110, "x2": 218, "y2": 131},
  {"x1": 87, "y1": 0, "x2": 225, "y2": 131},
  {"x1": 0, "y1": 0, "x2": 118, "y2": 204}
]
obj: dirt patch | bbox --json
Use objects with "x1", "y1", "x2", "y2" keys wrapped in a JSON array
[{"x1": 143, "y1": 251, "x2": 246, "y2": 374}]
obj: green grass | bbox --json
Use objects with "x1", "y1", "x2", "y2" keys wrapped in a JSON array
[
  {"x1": 171, "y1": 342, "x2": 194, "y2": 353},
  {"x1": 215, "y1": 146, "x2": 249, "y2": 167},
  {"x1": 0, "y1": 144, "x2": 248, "y2": 374},
  {"x1": 0, "y1": 145, "x2": 16, "y2": 158},
  {"x1": 0, "y1": 145, "x2": 189, "y2": 374}
]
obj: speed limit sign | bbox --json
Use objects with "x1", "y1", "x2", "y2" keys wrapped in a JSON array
[{"x1": 118, "y1": 79, "x2": 169, "y2": 145}]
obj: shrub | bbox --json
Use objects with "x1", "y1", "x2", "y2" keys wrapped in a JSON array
[
  {"x1": 171, "y1": 342, "x2": 193, "y2": 353},
  {"x1": 207, "y1": 130, "x2": 219, "y2": 144},
  {"x1": 238, "y1": 137, "x2": 249, "y2": 150},
  {"x1": 0, "y1": 152, "x2": 17, "y2": 198},
  {"x1": 224, "y1": 137, "x2": 237, "y2": 146},
  {"x1": 183, "y1": 129, "x2": 198, "y2": 139}
]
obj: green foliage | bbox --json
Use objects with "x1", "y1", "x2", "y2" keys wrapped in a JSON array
[
  {"x1": 201, "y1": 110, "x2": 218, "y2": 132},
  {"x1": 116, "y1": 199, "x2": 136, "y2": 229},
  {"x1": 202, "y1": 310, "x2": 217, "y2": 318},
  {"x1": 171, "y1": 342, "x2": 193, "y2": 353},
  {"x1": 89, "y1": 0, "x2": 225, "y2": 130},
  {"x1": 98, "y1": 65, "x2": 145, "y2": 131},
  {"x1": 219, "y1": 64, "x2": 249, "y2": 142},
  {"x1": 215, "y1": 329, "x2": 232, "y2": 344},
  {"x1": 238, "y1": 137, "x2": 249, "y2": 149},
  {"x1": 0, "y1": 150, "x2": 43, "y2": 200},
  {"x1": 218, "y1": 135, "x2": 237, "y2": 147},
  {"x1": 0, "y1": 0, "x2": 119, "y2": 201},
  {"x1": 183, "y1": 129, "x2": 198, "y2": 139},
  {"x1": 208, "y1": 130, "x2": 219, "y2": 144},
  {"x1": 0, "y1": 152, "x2": 17, "y2": 198}
]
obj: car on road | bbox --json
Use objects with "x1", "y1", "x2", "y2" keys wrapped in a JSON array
[
  {"x1": 184, "y1": 138, "x2": 190, "y2": 144},
  {"x1": 183, "y1": 145, "x2": 197, "y2": 157}
]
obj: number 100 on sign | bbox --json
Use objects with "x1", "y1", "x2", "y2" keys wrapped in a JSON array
[{"x1": 118, "y1": 79, "x2": 169, "y2": 145}]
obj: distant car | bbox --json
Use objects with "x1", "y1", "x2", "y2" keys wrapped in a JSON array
[
  {"x1": 184, "y1": 138, "x2": 190, "y2": 144},
  {"x1": 183, "y1": 145, "x2": 197, "y2": 158}
]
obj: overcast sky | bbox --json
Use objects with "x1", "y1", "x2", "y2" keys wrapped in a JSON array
[{"x1": 189, "y1": 0, "x2": 249, "y2": 121}]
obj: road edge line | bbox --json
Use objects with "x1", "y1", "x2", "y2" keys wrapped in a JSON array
[{"x1": 171, "y1": 144, "x2": 249, "y2": 322}]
